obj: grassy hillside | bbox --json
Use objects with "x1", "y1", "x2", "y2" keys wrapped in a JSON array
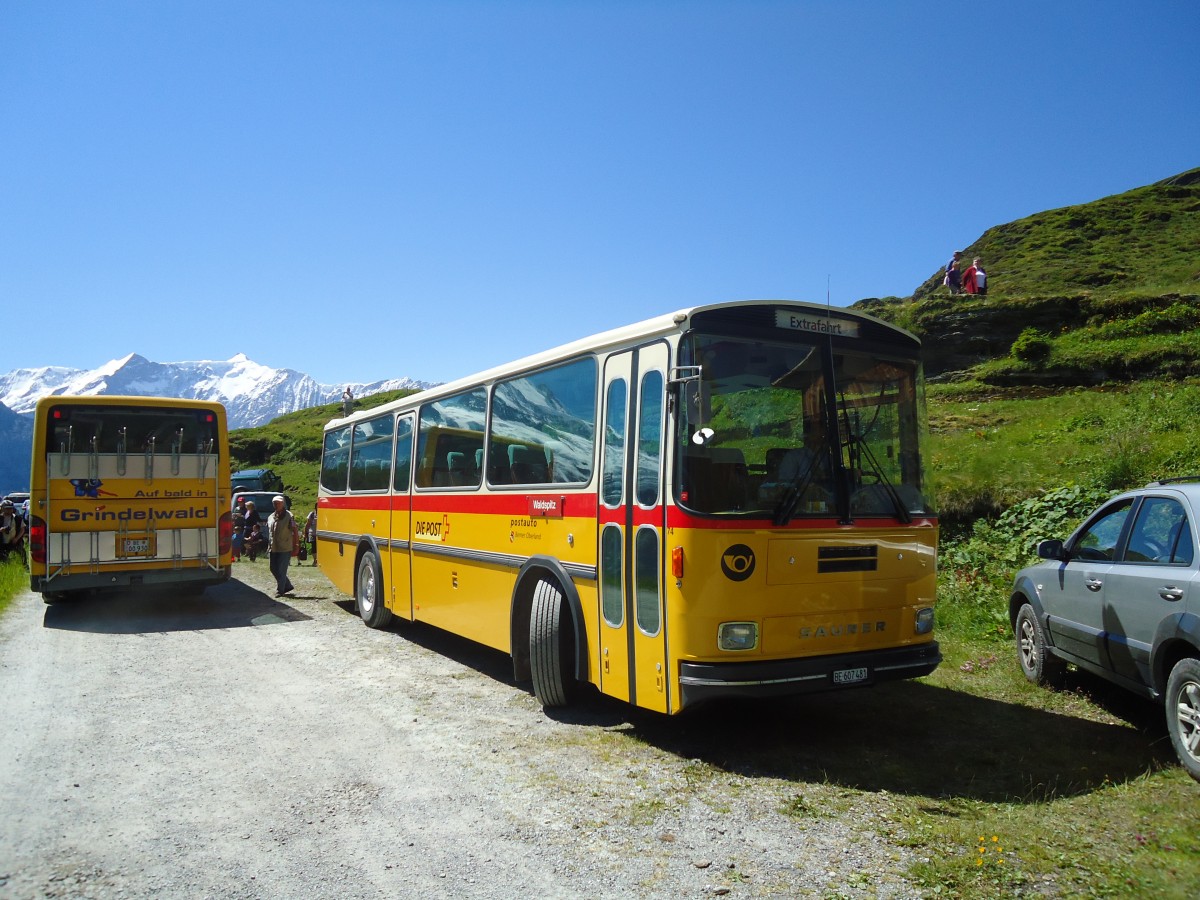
[
  {"x1": 912, "y1": 167, "x2": 1200, "y2": 302},
  {"x1": 857, "y1": 168, "x2": 1200, "y2": 387}
]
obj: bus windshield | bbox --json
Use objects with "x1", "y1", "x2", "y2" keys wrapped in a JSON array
[{"x1": 676, "y1": 333, "x2": 932, "y2": 520}]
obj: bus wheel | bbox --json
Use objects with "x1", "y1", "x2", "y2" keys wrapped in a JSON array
[
  {"x1": 356, "y1": 551, "x2": 392, "y2": 629},
  {"x1": 42, "y1": 591, "x2": 71, "y2": 605},
  {"x1": 530, "y1": 578, "x2": 574, "y2": 708}
]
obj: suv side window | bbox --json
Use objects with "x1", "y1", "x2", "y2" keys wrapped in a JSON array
[
  {"x1": 1123, "y1": 497, "x2": 1194, "y2": 565},
  {"x1": 1072, "y1": 499, "x2": 1134, "y2": 561}
]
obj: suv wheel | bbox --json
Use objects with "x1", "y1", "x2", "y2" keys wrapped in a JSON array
[
  {"x1": 1015, "y1": 602, "x2": 1066, "y2": 688},
  {"x1": 1165, "y1": 657, "x2": 1200, "y2": 783}
]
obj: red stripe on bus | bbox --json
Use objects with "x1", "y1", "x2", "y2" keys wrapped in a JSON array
[
  {"x1": 320, "y1": 492, "x2": 600, "y2": 516},
  {"x1": 320, "y1": 494, "x2": 934, "y2": 531}
]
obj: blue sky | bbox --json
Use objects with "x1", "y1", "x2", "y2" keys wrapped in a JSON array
[{"x1": 2, "y1": 1, "x2": 1196, "y2": 387}]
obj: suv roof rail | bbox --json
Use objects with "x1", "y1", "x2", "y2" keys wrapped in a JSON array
[{"x1": 1145, "y1": 476, "x2": 1200, "y2": 486}]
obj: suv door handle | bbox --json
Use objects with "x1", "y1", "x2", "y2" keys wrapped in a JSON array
[
  {"x1": 1085, "y1": 578, "x2": 1103, "y2": 592},
  {"x1": 1160, "y1": 586, "x2": 1185, "y2": 602}
]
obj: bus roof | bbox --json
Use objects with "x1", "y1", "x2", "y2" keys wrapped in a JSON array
[
  {"x1": 34, "y1": 395, "x2": 229, "y2": 415},
  {"x1": 330, "y1": 298, "x2": 915, "y2": 426}
]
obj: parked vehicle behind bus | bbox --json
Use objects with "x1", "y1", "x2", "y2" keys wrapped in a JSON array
[
  {"x1": 29, "y1": 396, "x2": 232, "y2": 601},
  {"x1": 231, "y1": 467, "x2": 283, "y2": 492},
  {"x1": 317, "y1": 300, "x2": 940, "y2": 714}
]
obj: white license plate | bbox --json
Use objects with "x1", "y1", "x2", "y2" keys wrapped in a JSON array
[
  {"x1": 117, "y1": 535, "x2": 156, "y2": 558},
  {"x1": 832, "y1": 667, "x2": 868, "y2": 685}
]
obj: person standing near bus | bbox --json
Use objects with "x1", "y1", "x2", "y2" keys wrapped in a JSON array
[
  {"x1": 266, "y1": 495, "x2": 299, "y2": 597},
  {"x1": 303, "y1": 508, "x2": 317, "y2": 565},
  {"x1": 231, "y1": 497, "x2": 246, "y2": 561},
  {"x1": 0, "y1": 499, "x2": 26, "y2": 566}
]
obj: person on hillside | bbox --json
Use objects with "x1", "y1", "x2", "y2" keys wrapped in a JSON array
[
  {"x1": 266, "y1": 495, "x2": 300, "y2": 597},
  {"x1": 342, "y1": 387, "x2": 355, "y2": 418},
  {"x1": 0, "y1": 499, "x2": 26, "y2": 566},
  {"x1": 963, "y1": 258, "x2": 985, "y2": 295},
  {"x1": 945, "y1": 251, "x2": 962, "y2": 294}
]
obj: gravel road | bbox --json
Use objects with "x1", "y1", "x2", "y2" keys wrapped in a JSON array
[{"x1": 0, "y1": 559, "x2": 924, "y2": 899}]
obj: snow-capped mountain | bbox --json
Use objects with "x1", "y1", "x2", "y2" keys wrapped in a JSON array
[
  {"x1": 0, "y1": 353, "x2": 435, "y2": 430},
  {"x1": 0, "y1": 402, "x2": 33, "y2": 497}
]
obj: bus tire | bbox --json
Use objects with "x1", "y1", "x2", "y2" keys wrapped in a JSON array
[
  {"x1": 530, "y1": 578, "x2": 574, "y2": 708},
  {"x1": 42, "y1": 591, "x2": 70, "y2": 605},
  {"x1": 356, "y1": 551, "x2": 392, "y2": 629}
]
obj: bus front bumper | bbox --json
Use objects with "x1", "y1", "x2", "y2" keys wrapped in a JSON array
[{"x1": 678, "y1": 642, "x2": 941, "y2": 709}]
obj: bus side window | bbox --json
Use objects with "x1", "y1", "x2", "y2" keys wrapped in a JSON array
[
  {"x1": 509, "y1": 445, "x2": 550, "y2": 484},
  {"x1": 447, "y1": 452, "x2": 471, "y2": 485},
  {"x1": 487, "y1": 441, "x2": 511, "y2": 484}
]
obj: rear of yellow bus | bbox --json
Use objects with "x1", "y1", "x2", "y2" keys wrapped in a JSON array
[
  {"x1": 664, "y1": 309, "x2": 940, "y2": 712},
  {"x1": 29, "y1": 396, "x2": 233, "y2": 600}
]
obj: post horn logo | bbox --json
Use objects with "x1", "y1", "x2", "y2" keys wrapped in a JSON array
[{"x1": 721, "y1": 544, "x2": 755, "y2": 582}]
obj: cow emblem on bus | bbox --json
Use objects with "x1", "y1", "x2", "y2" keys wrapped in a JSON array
[
  {"x1": 70, "y1": 478, "x2": 116, "y2": 498},
  {"x1": 721, "y1": 544, "x2": 756, "y2": 581}
]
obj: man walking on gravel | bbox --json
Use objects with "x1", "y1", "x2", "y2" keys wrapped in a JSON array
[{"x1": 266, "y1": 495, "x2": 299, "y2": 597}]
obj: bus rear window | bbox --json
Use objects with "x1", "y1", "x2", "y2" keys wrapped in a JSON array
[{"x1": 46, "y1": 405, "x2": 221, "y2": 456}]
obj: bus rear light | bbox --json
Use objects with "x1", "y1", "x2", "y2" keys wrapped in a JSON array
[
  {"x1": 671, "y1": 546, "x2": 684, "y2": 578},
  {"x1": 718, "y1": 621, "x2": 758, "y2": 652},
  {"x1": 914, "y1": 607, "x2": 935, "y2": 635},
  {"x1": 29, "y1": 516, "x2": 47, "y2": 565},
  {"x1": 218, "y1": 511, "x2": 233, "y2": 556}
]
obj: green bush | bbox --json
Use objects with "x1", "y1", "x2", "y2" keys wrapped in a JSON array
[
  {"x1": 1010, "y1": 327, "x2": 1052, "y2": 362},
  {"x1": 938, "y1": 483, "x2": 1112, "y2": 641}
]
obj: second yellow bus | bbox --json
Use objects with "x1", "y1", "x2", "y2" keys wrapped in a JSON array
[{"x1": 29, "y1": 396, "x2": 233, "y2": 601}]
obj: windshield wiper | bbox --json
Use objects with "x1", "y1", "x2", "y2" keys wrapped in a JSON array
[
  {"x1": 845, "y1": 432, "x2": 911, "y2": 524},
  {"x1": 772, "y1": 451, "x2": 823, "y2": 527}
]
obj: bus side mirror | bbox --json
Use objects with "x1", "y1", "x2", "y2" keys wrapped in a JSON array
[{"x1": 669, "y1": 366, "x2": 710, "y2": 441}]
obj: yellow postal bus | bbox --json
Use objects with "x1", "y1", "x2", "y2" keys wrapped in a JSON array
[
  {"x1": 318, "y1": 300, "x2": 940, "y2": 713},
  {"x1": 29, "y1": 396, "x2": 233, "y2": 601}
]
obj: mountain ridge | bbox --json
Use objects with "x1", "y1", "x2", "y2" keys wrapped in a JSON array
[
  {"x1": 0, "y1": 353, "x2": 438, "y2": 493},
  {"x1": 0, "y1": 353, "x2": 436, "y2": 430}
]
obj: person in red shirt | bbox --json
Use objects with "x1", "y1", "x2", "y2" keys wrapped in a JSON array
[{"x1": 963, "y1": 257, "x2": 985, "y2": 295}]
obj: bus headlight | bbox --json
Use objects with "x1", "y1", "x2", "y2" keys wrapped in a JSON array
[
  {"x1": 718, "y1": 622, "x2": 758, "y2": 651},
  {"x1": 914, "y1": 607, "x2": 935, "y2": 635}
]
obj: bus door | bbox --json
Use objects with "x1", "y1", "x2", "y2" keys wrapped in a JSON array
[
  {"x1": 599, "y1": 343, "x2": 670, "y2": 713},
  {"x1": 390, "y1": 415, "x2": 415, "y2": 620}
]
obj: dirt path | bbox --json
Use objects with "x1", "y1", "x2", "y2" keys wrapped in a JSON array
[{"x1": 0, "y1": 560, "x2": 921, "y2": 899}]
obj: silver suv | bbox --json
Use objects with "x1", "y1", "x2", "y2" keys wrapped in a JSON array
[{"x1": 1010, "y1": 479, "x2": 1200, "y2": 781}]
